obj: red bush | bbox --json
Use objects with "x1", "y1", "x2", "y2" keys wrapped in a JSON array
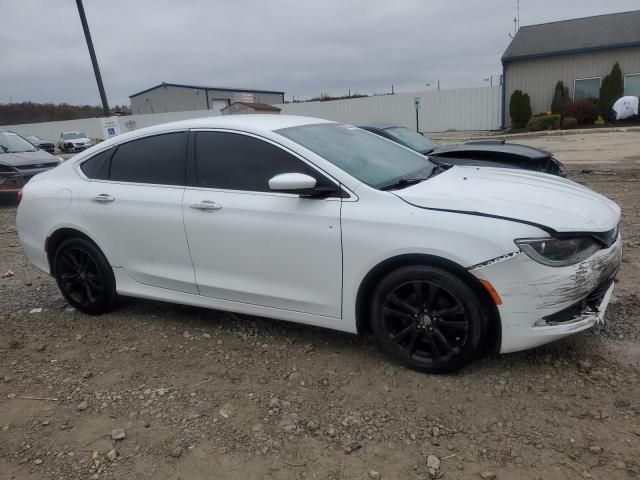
[{"x1": 562, "y1": 100, "x2": 597, "y2": 125}]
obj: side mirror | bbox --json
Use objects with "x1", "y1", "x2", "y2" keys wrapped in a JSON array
[{"x1": 268, "y1": 173, "x2": 317, "y2": 194}]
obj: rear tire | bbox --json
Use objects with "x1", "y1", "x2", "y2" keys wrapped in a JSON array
[
  {"x1": 53, "y1": 238, "x2": 117, "y2": 315},
  {"x1": 370, "y1": 266, "x2": 486, "y2": 373}
]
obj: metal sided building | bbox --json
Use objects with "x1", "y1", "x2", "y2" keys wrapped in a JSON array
[
  {"x1": 501, "y1": 10, "x2": 640, "y2": 127},
  {"x1": 129, "y1": 83, "x2": 285, "y2": 115}
]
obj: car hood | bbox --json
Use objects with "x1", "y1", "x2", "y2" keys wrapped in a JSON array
[
  {"x1": 0, "y1": 149, "x2": 58, "y2": 167},
  {"x1": 431, "y1": 142, "x2": 550, "y2": 159},
  {"x1": 394, "y1": 166, "x2": 620, "y2": 233},
  {"x1": 66, "y1": 137, "x2": 91, "y2": 143}
]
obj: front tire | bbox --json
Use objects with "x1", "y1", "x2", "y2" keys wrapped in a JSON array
[
  {"x1": 371, "y1": 266, "x2": 486, "y2": 373},
  {"x1": 53, "y1": 238, "x2": 117, "y2": 314}
]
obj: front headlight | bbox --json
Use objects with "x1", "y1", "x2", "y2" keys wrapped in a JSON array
[{"x1": 515, "y1": 237, "x2": 601, "y2": 267}]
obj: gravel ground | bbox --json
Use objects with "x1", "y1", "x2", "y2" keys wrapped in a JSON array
[{"x1": 1, "y1": 171, "x2": 639, "y2": 480}]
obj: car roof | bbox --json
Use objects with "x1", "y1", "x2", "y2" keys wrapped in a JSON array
[
  {"x1": 163, "y1": 114, "x2": 334, "y2": 132},
  {"x1": 432, "y1": 142, "x2": 550, "y2": 159},
  {"x1": 91, "y1": 115, "x2": 337, "y2": 151},
  {"x1": 357, "y1": 123, "x2": 399, "y2": 130}
]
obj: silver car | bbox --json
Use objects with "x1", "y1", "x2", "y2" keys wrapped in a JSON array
[
  {"x1": 58, "y1": 132, "x2": 93, "y2": 152},
  {"x1": 0, "y1": 129, "x2": 62, "y2": 198}
]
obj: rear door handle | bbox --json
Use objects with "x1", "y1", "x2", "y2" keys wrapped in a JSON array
[
  {"x1": 191, "y1": 200, "x2": 222, "y2": 211},
  {"x1": 91, "y1": 194, "x2": 115, "y2": 203}
]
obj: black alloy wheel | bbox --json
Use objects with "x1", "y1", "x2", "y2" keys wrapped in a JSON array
[
  {"x1": 53, "y1": 238, "x2": 116, "y2": 314},
  {"x1": 371, "y1": 266, "x2": 486, "y2": 373}
]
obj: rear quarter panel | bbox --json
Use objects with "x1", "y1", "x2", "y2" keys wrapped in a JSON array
[{"x1": 17, "y1": 165, "x2": 117, "y2": 274}]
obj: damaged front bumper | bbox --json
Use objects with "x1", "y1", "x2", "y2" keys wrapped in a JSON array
[
  {"x1": 0, "y1": 169, "x2": 25, "y2": 193},
  {"x1": 0, "y1": 164, "x2": 59, "y2": 193},
  {"x1": 470, "y1": 237, "x2": 622, "y2": 354}
]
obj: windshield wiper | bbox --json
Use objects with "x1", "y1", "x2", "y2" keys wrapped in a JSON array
[{"x1": 380, "y1": 178, "x2": 426, "y2": 191}]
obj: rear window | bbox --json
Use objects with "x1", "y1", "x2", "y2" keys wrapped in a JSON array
[
  {"x1": 109, "y1": 132, "x2": 187, "y2": 185},
  {"x1": 80, "y1": 148, "x2": 113, "y2": 180}
]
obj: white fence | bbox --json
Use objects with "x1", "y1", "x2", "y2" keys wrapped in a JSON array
[
  {"x1": 278, "y1": 86, "x2": 502, "y2": 132},
  {"x1": 2, "y1": 86, "x2": 501, "y2": 144},
  {"x1": 1, "y1": 110, "x2": 221, "y2": 145}
]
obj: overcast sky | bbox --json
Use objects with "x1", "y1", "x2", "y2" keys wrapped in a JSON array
[{"x1": 2, "y1": 0, "x2": 639, "y2": 105}]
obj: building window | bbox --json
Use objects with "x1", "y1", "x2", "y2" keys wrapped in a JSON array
[
  {"x1": 573, "y1": 77, "x2": 601, "y2": 101},
  {"x1": 624, "y1": 73, "x2": 640, "y2": 97}
]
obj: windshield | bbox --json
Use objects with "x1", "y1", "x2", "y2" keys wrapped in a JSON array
[
  {"x1": 63, "y1": 132, "x2": 87, "y2": 139},
  {"x1": 277, "y1": 123, "x2": 436, "y2": 189},
  {"x1": 0, "y1": 131, "x2": 38, "y2": 154},
  {"x1": 384, "y1": 127, "x2": 440, "y2": 153}
]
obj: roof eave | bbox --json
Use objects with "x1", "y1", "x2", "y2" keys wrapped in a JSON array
[
  {"x1": 502, "y1": 40, "x2": 640, "y2": 63},
  {"x1": 129, "y1": 82, "x2": 285, "y2": 99}
]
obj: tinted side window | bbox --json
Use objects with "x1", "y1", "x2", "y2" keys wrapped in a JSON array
[
  {"x1": 195, "y1": 132, "x2": 325, "y2": 192},
  {"x1": 81, "y1": 148, "x2": 112, "y2": 180},
  {"x1": 109, "y1": 132, "x2": 187, "y2": 185}
]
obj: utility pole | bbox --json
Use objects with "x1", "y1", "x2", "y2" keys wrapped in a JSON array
[{"x1": 76, "y1": 0, "x2": 110, "y2": 117}]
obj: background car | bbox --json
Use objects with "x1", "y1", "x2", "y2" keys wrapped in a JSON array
[
  {"x1": 359, "y1": 124, "x2": 566, "y2": 177},
  {"x1": 58, "y1": 131, "x2": 93, "y2": 152},
  {"x1": 0, "y1": 129, "x2": 62, "y2": 198},
  {"x1": 25, "y1": 135, "x2": 55, "y2": 154}
]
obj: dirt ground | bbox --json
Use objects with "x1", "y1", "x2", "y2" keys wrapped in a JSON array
[{"x1": 1, "y1": 136, "x2": 640, "y2": 479}]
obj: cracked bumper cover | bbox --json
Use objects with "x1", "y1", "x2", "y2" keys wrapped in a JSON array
[{"x1": 470, "y1": 237, "x2": 622, "y2": 353}]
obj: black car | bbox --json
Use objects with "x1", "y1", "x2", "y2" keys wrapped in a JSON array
[
  {"x1": 25, "y1": 135, "x2": 55, "y2": 154},
  {"x1": 359, "y1": 124, "x2": 566, "y2": 177}
]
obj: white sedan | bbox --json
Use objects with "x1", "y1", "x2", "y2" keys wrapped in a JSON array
[
  {"x1": 17, "y1": 115, "x2": 621, "y2": 373},
  {"x1": 59, "y1": 132, "x2": 93, "y2": 152}
]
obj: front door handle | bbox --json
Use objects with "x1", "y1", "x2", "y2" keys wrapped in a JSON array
[
  {"x1": 92, "y1": 194, "x2": 115, "y2": 203},
  {"x1": 191, "y1": 200, "x2": 222, "y2": 211}
]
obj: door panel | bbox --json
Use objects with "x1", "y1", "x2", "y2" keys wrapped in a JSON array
[
  {"x1": 183, "y1": 190, "x2": 342, "y2": 317},
  {"x1": 80, "y1": 182, "x2": 198, "y2": 294},
  {"x1": 76, "y1": 131, "x2": 196, "y2": 294}
]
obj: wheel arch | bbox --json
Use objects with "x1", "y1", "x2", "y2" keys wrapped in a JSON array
[
  {"x1": 355, "y1": 253, "x2": 501, "y2": 353},
  {"x1": 46, "y1": 227, "x2": 108, "y2": 275}
]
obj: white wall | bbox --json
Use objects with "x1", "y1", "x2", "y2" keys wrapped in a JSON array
[
  {"x1": 3, "y1": 110, "x2": 223, "y2": 144},
  {"x1": 276, "y1": 86, "x2": 502, "y2": 132},
  {"x1": 2, "y1": 86, "x2": 501, "y2": 143},
  {"x1": 3, "y1": 118, "x2": 105, "y2": 144}
]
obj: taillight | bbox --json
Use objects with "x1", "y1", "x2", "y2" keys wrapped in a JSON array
[{"x1": 17, "y1": 190, "x2": 23, "y2": 202}]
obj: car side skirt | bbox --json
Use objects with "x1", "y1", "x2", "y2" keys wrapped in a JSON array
[{"x1": 112, "y1": 268, "x2": 358, "y2": 335}]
